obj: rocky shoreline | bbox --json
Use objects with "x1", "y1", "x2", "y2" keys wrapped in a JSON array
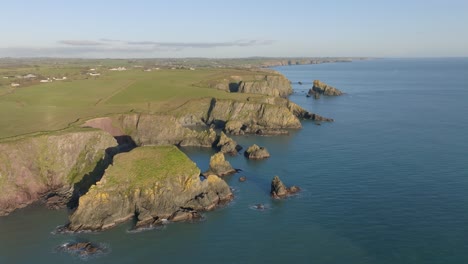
[{"x1": 0, "y1": 69, "x2": 327, "y2": 233}]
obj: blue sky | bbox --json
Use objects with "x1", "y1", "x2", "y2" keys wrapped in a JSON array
[{"x1": 0, "y1": 0, "x2": 467, "y2": 58}]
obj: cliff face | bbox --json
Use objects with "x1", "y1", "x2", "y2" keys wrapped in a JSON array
[
  {"x1": 0, "y1": 130, "x2": 117, "y2": 216},
  {"x1": 236, "y1": 74, "x2": 292, "y2": 97},
  {"x1": 201, "y1": 72, "x2": 292, "y2": 97},
  {"x1": 68, "y1": 146, "x2": 232, "y2": 231},
  {"x1": 93, "y1": 115, "x2": 218, "y2": 147},
  {"x1": 172, "y1": 97, "x2": 333, "y2": 135},
  {"x1": 205, "y1": 98, "x2": 301, "y2": 134}
]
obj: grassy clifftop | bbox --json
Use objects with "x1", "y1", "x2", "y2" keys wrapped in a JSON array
[
  {"x1": 103, "y1": 146, "x2": 200, "y2": 188},
  {"x1": 0, "y1": 67, "x2": 269, "y2": 139}
]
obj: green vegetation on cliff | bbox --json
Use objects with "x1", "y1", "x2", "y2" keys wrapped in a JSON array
[
  {"x1": 0, "y1": 67, "x2": 265, "y2": 139},
  {"x1": 68, "y1": 146, "x2": 232, "y2": 231},
  {"x1": 104, "y1": 146, "x2": 199, "y2": 188},
  {"x1": 0, "y1": 129, "x2": 117, "y2": 215}
]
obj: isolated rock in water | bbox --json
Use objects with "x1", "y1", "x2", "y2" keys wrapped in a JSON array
[
  {"x1": 270, "y1": 176, "x2": 300, "y2": 199},
  {"x1": 67, "y1": 146, "x2": 233, "y2": 231},
  {"x1": 244, "y1": 144, "x2": 270, "y2": 159},
  {"x1": 216, "y1": 131, "x2": 242, "y2": 155},
  {"x1": 204, "y1": 152, "x2": 236, "y2": 176},
  {"x1": 309, "y1": 80, "x2": 343, "y2": 96},
  {"x1": 239, "y1": 176, "x2": 247, "y2": 182},
  {"x1": 56, "y1": 241, "x2": 106, "y2": 257}
]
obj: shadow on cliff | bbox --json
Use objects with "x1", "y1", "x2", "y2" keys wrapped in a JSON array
[
  {"x1": 229, "y1": 82, "x2": 240, "y2": 92},
  {"x1": 67, "y1": 136, "x2": 137, "y2": 210}
]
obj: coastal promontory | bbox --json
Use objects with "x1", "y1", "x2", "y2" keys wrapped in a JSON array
[
  {"x1": 0, "y1": 129, "x2": 117, "y2": 216},
  {"x1": 67, "y1": 146, "x2": 232, "y2": 231}
]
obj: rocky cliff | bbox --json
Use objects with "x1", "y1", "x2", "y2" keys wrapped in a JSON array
[
  {"x1": 236, "y1": 74, "x2": 292, "y2": 97},
  {"x1": 200, "y1": 72, "x2": 292, "y2": 97},
  {"x1": 0, "y1": 129, "x2": 117, "y2": 216},
  {"x1": 67, "y1": 146, "x2": 233, "y2": 231},
  {"x1": 84, "y1": 115, "x2": 218, "y2": 147},
  {"x1": 173, "y1": 97, "x2": 333, "y2": 135}
]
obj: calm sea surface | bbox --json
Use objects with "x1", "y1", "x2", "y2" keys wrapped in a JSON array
[{"x1": 1, "y1": 58, "x2": 468, "y2": 264}]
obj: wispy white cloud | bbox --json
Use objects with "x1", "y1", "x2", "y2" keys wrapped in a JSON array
[
  {"x1": 0, "y1": 39, "x2": 275, "y2": 57},
  {"x1": 126, "y1": 39, "x2": 275, "y2": 48},
  {"x1": 58, "y1": 40, "x2": 105, "y2": 46}
]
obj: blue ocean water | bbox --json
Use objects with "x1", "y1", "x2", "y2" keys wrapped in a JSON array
[{"x1": 1, "y1": 58, "x2": 467, "y2": 264}]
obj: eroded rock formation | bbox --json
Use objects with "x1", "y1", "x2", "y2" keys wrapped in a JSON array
[
  {"x1": 309, "y1": 80, "x2": 343, "y2": 96},
  {"x1": 270, "y1": 176, "x2": 300, "y2": 199},
  {"x1": 244, "y1": 144, "x2": 270, "y2": 159},
  {"x1": 67, "y1": 146, "x2": 232, "y2": 231},
  {"x1": 216, "y1": 132, "x2": 242, "y2": 155},
  {"x1": 204, "y1": 152, "x2": 236, "y2": 177}
]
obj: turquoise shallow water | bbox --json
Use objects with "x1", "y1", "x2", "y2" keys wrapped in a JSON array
[{"x1": 1, "y1": 58, "x2": 468, "y2": 263}]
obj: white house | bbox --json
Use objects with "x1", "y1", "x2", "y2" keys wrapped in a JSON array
[
  {"x1": 10, "y1": 83, "x2": 20, "y2": 87},
  {"x1": 109, "y1": 67, "x2": 126, "y2": 71},
  {"x1": 53, "y1": 77, "x2": 67, "y2": 81},
  {"x1": 88, "y1": 73, "x2": 101, "y2": 76},
  {"x1": 189, "y1": 67, "x2": 195, "y2": 71},
  {"x1": 2, "y1": 76, "x2": 8, "y2": 79},
  {"x1": 23, "y1": 74, "x2": 37, "y2": 79},
  {"x1": 40, "y1": 78, "x2": 52, "y2": 83}
]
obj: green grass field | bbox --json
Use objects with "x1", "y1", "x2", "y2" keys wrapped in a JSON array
[{"x1": 0, "y1": 66, "x2": 262, "y2": 139}]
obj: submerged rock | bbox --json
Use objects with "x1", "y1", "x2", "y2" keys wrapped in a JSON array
[
  {"x1": 239, "y1": 176, "x2": 247, "y2": 182},
  {"x1": 255, "y1": 204, "x2": 265, "y2": 210},
  {"x1": 216, "y1": 132, "x2": 242, "y2": 155},
  {"x1": 308, "y1": 80, "x2": 343, "y2": 96},
  {"x1": 204, "y1": 152, "x2": 236, "y2": 177},
  {"x1": 270, "y1": 176, "x2": 300, "y2": 199},
  {"x1": 67, "y1": 146, "x2": 233, "y2": 231},
  {"x1": 56, "y1": 241, "x2": 107, "y2": 257},
  {"x1": 244, "y1": 144, "x2": 270, "y2": 160}
]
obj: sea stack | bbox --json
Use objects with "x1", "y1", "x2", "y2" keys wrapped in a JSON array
[
  {"x1": 308, "y1": 80, "x2": 343, "y2": 96},
  {"x1": 244, "y1": 144, "x2": 270, "y2": 159},
  {"x1": 270, "y1": 176, "x2": 300, "y2": 199},
  {"x1": 204, "y1": 152, "x2": 237, "y2": 176},
  {"x1": 216, "y1": 131, "x2": 242, "y2": 155}
]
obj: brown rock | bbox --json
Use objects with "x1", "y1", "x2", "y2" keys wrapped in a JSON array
[
  {"x1": 204, "y1": 152, "x2": 236, "y2": 177},
  {"x1": 244, "y1": 144, "x2": 270, "y2": 159},
  {"x1": 216, "y1": 132, "x2": 242, "y2": 155},
  {"x1": 309, "y1": 80, "x2": 343, "y2": 96},
  {"x1": 270, "y1": 176, "x2": 300, "y2": 199},
  {"x1": 239, "y1": 176, "x2": 247, "y2": 182}
]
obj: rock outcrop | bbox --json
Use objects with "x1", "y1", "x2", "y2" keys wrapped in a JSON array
[
  {"x1": 67, "y1": 146, "x2": 232, "y2": 231},
  {"x1": 172, "y1": 97, "x2": 333, "y2": 135},
  {"x1": 216, "y1": 132, "x2": 242, "y2": 155},
  {"x1": 236, "y1": 74, "x2": 293, "y2": 97},
  {"x1": 205, "y1": 99, "x2": 301, "y2": 135},
  {"x1": 85, "y1": 115, "x2": 218, "y2": 147},
  {"x1": 309, "y1": 80, "x2": 343, "y2": 96},
  {"x1": 244, "y1": 144, "x2": 270, "y2": 159},
  {"x1": 0, "y1": 129, "x2": 117, "y2": 216},
  {"x1": 201, "y1": 72, "x2": 293, "y2": 97},
  {"x1": 204, "y1": 152, "x2": 236, "y2": 177},
  {"x1": 270, "y1": 176, "x2": 300, "y2": 199},
  {"x1": 56, "y1": 241, "x2": 107, "y2": 257}
]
